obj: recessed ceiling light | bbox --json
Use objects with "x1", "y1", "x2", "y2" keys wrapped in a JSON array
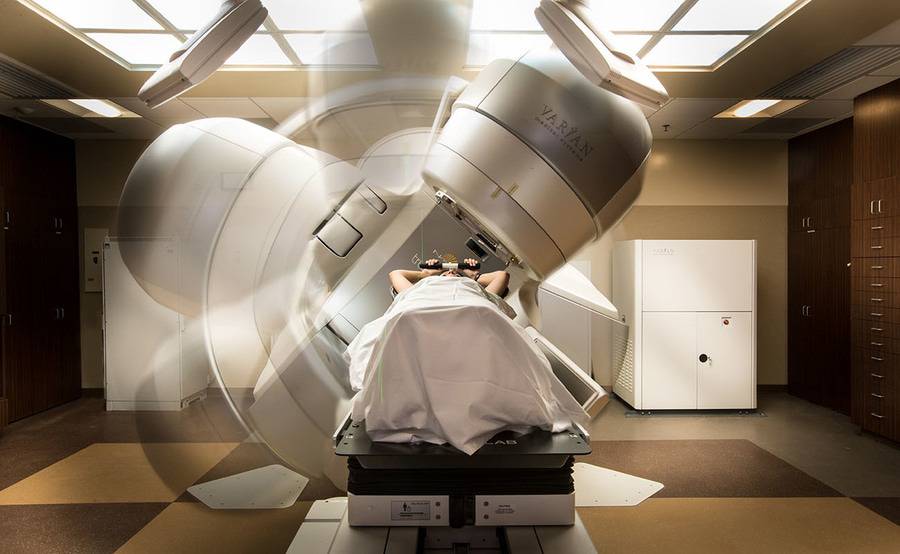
[
  {"x1": 86, "y1": 33, "x2": 183, "y2": 65},
  {"x1": 466, "y1": 33, "x2": 553, "y2": 67},
  {"x1": 41, "y1": 99, "x2": 139, "y2": 119},
  {"x1": 733, "y1": 99, "x2": 780, "y2": 117},
  {"x1": 266, "y1": 0, "x2": 367, "y2": 31},
  {"x1": 642, "y1": 34, "x2": 747, "y2": 67},
  {"x1": 69, "y1": 99, "x2": 122, "y2": 118},
  {"x1": 28, "y1": 0, "x2": 162, "y2": 30},
  {"x1": 225, "y1": 34, "x2": 292, "y2": 65},
  {"x1": 674, "y1": 0, "x2": 796, "y2": 31},
  {"x1": 146, "y1": 0, "x2": 223, "y2": 31},
  {"x1": 716, "y1": 99, "x2": 808, "y2": 118},
  {"x1": 285, "y1": 33, "x2": 378, "y2": 66}
]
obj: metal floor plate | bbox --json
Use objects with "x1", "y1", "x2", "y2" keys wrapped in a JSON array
[
  {"x1": 573, "y1": 462, "x2": 664, "y2": 507},
  {"x1": 187, "y1": 464, "x2": 309, "y2": 509}
]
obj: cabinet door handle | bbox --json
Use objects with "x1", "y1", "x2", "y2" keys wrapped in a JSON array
[
  {"x1": 872, "y1": 265, "x2": 884, "y2": 270},
  {"x1": 870, "y1": 313, "x2": 884, "y2": 318},
  {"x1": 870, "y1": 412, "x2": 884, "y2": 419},
  {"x1": 871, "y1": 298, "x2": 884, "y2": 303},
  {"x1": 878, "y1": 199, "x2": 883, "y2": 213},
  {"x1": 870, "y1": 200, "x2": 875, "y2": 214},
  {"x1": 871, "y1": 393, "x2": 885, "y2": 399},
  {"x1": 872, "y1": 225, "x2": 884, "y2": 230},
  {"x1": 871, "y1": 283, "x2": 884, "y2": 287},
  {"x1": 60, "y1": 307, "x2": 65, "y2": 320},
  {"x1": 871, "y1": 327, "x2": 884, "y2": 332},
  {"x1": 871, "y1": 342, "x2": 884, "y2": 346},
  {"x1": 871, "y1": 355, "x2": 884, "y2": 361},
  {"x1": 871, "y1": 373, "x2": 884, "y2": 379},
  {"x1": 871, "y1": 245, "x2": 884, "y2": 249},
  {"x1": 807, "y1": 228, "x2": 816, "y2": 234},
  {"x1": 54, "y1": 308, "x2": 60, "y2": 320}
]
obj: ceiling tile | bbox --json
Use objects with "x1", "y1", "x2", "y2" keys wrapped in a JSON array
[
  {"x1": 779, "y1": 99, "x2": 852, "y2": 119},
  {"x1": 112, "y1": 97, "x2": 204, "y2": 122},
  {"x1": 742, "y1": 117, "x2": 830, "y2": 134},
  {"x1": 855, "y1": 19, "x2": 900, "y2": 46},
  {"x1": 818, "y1": 75, "x2": 897, "y2": 100},
  {"x1": 0, "y1": 99, "x2": 73, "y2": 119},
  {"x1": 676, "y1": 117, "x2": 762, "y2": 139},
  {"x1": 648, "y1": 98, "x2": 739, "y2": 137},
  {"x1": 180, "y1": 98, "x2": 268, "y2": 118},
  {"x1": 251, "y1": 97, "x2": 311, "y2": 122}
]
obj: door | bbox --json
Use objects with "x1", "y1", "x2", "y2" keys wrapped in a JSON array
[
  {"x1": 641, "y1": 312, "x2": 697, "y2": 409},
  {"x1": 697, "y1": 312, "x2": 753, "y2": 409}
]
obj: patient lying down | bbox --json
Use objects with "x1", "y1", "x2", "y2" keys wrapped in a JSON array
[{"x1": 345, "y1": 259, "x2": 588, "y2": 455}]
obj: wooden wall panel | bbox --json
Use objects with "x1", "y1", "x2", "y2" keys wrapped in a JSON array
[
  {"x1": 788, "y1": 118, "x2": 852, "y2": 414},
  {"x1": 0, "y1": 116, "x2": 80, "y2": 422},
  {"x1": 851, "y1": 78, "x2": 900, "y2": 442}
]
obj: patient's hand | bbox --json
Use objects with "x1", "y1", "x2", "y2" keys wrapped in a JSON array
[
  {"x1": 421, "y1": 258, "x2": 443, "y2": 276},
  {"x1": 461, "y1": 258, "x2": 480, "y2": 279}
]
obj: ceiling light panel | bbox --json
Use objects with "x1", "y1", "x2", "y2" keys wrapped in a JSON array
[
  {"x1": 642, "y1": 34, "x2": 747, "y2": 66},
  {"x1": 266, "y1": 0, "x2": 367, "y2": 31},
  {"x1": 226, "y1": 34, "x2": 292, "y2": 65},
  {"x1": 471, "y1": 0, "x2": 683, "y2": 32},
  {"x1": 29, "y1": 0, "x2": 162, "y2": 30},
  {"x1": 674, "y1": 0, "x2": 796, "y2": 31},
  {"x1": 86, "y1": 33, "x2": 183, "y2": 65},
  {"x1": 146, "y1": 0, "x2": 224, "y2": 31},
  {"x1": 591, "y1": 0, "x2": 685, "y2": 32},
  {"x1": 285, "y1": 33, "x2": 378, "y2": 66},
  {"x1": 466, "y1": 33, "x2": 553, "y2": 67}
]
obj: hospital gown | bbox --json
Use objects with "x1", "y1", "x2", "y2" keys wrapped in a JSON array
[{"x1": 345, "y1": 275, "x2": 588, "y2": 454}]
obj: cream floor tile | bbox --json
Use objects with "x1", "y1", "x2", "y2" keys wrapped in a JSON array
[
  {"x1": 116, "y1": 500, "x2": 313, "y2": 554},
  {"x1": 579, "y1": 497, "x2": 900, "y2": 554},
  {"x1": 0, "y1": 442, "x2": 238, "y2": 505}
]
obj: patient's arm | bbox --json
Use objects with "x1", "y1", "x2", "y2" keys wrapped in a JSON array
[
  {"x1": 389, "y1": 259, "x2": 441, "y2": 293},
  {"x1": 478, "y1": 270, "x2": 510, "y2": 297}
]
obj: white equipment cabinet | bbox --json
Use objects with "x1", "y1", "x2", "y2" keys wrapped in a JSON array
[
  {"x1": 613, "y1": 240, "x2": 757, "y2": 410},
  {"x1": 103, "y1": 239, "x2": 208, "y2": 411}
]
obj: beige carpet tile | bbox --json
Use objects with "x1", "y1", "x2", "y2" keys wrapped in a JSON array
[
  {"x1": 0, "y1": 442, "x2": 238, "y2": 505},
  {"x1": 116, "y1": 500, "x2": 313, "y2": 554},
  {"x1": 579, "y1": 497, "x2": 900, "y2": 554}
]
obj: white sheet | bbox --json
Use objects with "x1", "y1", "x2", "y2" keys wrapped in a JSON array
[{"x1": 346, "y1": 276, "x2": 588, "y2": 454}]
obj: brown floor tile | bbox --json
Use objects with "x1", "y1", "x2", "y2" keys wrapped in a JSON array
[
  {"x1": 117, "y1": 501, "x2": 313, "y2": 554},
  {"x1": 582, "y1": 439, "x2": 840, "y2": 497},
  {"x1": 579, "y1": 498, "x2": 900, "y2": 553},
  {"x1": 0, "y1": 443, "x2": 238, "y2": 505},
  {"x1": 0, "y1": 503, "x2": 168, "y2": 554},
  {"x1": 854, "y1": 497, "x2": 900, "y2": 526}
]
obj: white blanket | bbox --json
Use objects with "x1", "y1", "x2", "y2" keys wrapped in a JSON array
[{"x1": 346, "y1": 276, "x2": 588, "y2": 454}]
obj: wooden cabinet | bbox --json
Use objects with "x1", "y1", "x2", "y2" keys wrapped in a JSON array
[
  {"x1": 0, "y1": 116, "x2": 80, "y2": 423},
  {"x1": 788, "y1": 118, "x2": 852, "y2": 414},
  {"x1": 850, "y1": 78, "x2": 900, "y2": 442}
]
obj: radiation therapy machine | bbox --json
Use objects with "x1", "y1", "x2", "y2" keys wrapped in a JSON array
[{"x1": 116, "y1": 0, "x2": 668, "y2": 551}]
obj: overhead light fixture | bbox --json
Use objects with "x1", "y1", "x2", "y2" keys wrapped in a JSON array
[
  {"x1": 674, "y1": 0, "x2": 797, "y2": 32},
  {"x1": 69, "y1": 98, "x2": 122, "y2": 118},
  {"x1": 716, "y1": 99, "x2": 808, "y2": 118},
  {"x1": 40, "y1": 99, "x2": 139, "y2": 119},
  {"x1": 733, "y1": 99, "x2": 779, "y2": 117}
]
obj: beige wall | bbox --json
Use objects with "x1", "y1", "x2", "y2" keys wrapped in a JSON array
[
  {"x1": 76, "y1": 140, "x2": 148, "y2": 388},
  {"x1": 574, "y1": 139, "x2": 788, "y2": 385}
]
